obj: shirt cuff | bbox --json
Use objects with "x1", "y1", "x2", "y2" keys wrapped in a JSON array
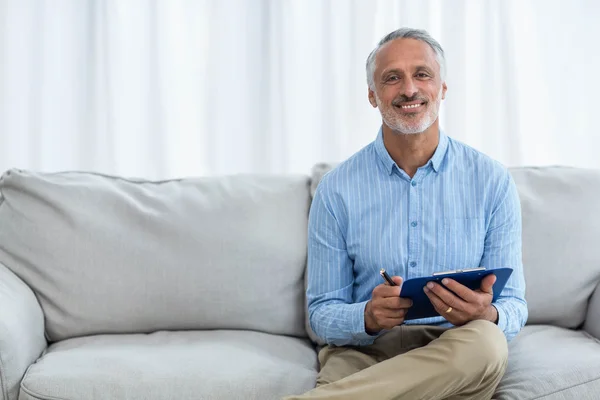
[
  {"x1": 493, "y1": 302, "x2": 508, "y2": 333},
  {"x1": 351, "y1": 300, "x2": 384, "y2": 345}
]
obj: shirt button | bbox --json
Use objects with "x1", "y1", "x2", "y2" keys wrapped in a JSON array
[
  {"x1": 411, "y1": 181, "x2": 417, "y2": 187},
  {"x1": 411, "y1": 221, "x2": 418, "y2": 227},
  {"x1": 410, "y1": 261, "x2": 417, "y2": 268}
]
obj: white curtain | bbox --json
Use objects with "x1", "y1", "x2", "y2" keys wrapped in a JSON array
[{"x1": 1, "y1": 0, "x2": 599, "y2": 179}]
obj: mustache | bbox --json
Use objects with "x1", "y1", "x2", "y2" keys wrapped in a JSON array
[{"x1": 392, "y1": 95, "x2": 428, "y2": 106}]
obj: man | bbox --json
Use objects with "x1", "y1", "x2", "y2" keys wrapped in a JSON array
[{"x1": 287, "y1": 28, "x2": 528, "y2": 400}]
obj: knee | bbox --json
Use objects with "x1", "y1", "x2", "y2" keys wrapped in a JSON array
[{"x1": 451, "y1": 320, "x2": 508, "y2": 377}]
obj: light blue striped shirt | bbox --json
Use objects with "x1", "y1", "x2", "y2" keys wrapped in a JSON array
[{"x1": 307, "y1": 128, "x2": 528, "y2": 346}]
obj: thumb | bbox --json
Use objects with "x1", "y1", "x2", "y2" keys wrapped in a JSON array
[{"x1": 480, "y1": 274, "x2": 496, "y2": 294}]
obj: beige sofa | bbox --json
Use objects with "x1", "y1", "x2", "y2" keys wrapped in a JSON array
[{"x1": 1, "y1": 166, "x2": 599, "y2": 400}]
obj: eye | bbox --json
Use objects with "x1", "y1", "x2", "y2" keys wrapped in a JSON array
[
  {"x1": 386, "y1": 75, "x2": 399, "y2": 82},
  {"x1": 416, "y1": 73, "x2": 430, "y2": 78}
]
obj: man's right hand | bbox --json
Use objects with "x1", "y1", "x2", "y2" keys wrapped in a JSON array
[{"x1": 364, "y1": 276, "x2": 413, "y2": 334}]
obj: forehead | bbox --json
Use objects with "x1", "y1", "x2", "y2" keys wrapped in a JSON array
[{"x1": 375, "y1": 38, "x2": 439, "y2": 74}]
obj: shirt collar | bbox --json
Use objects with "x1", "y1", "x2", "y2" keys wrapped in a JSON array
[
  {"x1": 374, "y1": 127, "x2": 450, "y2": 175},
  {"x1": 430, "y1": 130, "x2": 449, "y2": 172}
]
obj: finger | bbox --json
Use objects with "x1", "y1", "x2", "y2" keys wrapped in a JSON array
[
  {"x1": 391, "y1": 276, "x2": 403, "y2": 286},
  {"x1": 398, "y1": 297, "x2": 413, "y2": 309},
  {"x1": 379, "y1": 296, "x2": 413, "y2": 309},
  {"x1": 480, "y1": 274, "x2": 496, "y2": 294},
  {"x1": 440, "y1": 278, "x2": 478, "y2": 303},
  {"x1": 374, "y1": 282, "x2": 402, "y2": 298},
  {"x1": 378, "y1": 309, "x2": 407, "y2": 320},
  {"x1": 425, "y1": 282, "x2": 469, "y2": 312},
  {"x1": 423, "y1": 287, "x2": 451, "y2": 315},
  {"x1": 425, "y1": 291, "x2": 472, "y2": 327}
]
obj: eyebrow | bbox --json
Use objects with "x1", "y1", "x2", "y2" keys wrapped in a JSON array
[
  {"x1": 382, "y1": 65, "x2": 434, "y2": 76},
  {"x1": 414, "y1": 65, "x2": 434, "y2": 73}
]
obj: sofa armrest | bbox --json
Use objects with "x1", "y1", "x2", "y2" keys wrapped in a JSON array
[
  {"x1": 0, "y1": 262, "x2": 47, "y2": 400},
  {"x1": 584, "y1": 282, "x2": 600, "y2": 339}
]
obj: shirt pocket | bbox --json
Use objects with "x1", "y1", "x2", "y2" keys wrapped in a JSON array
[{"x1": 436, "y1": 218, "x2": 485, "y2": 270}]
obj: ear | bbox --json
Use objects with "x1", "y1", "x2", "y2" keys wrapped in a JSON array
[
  {"x1": 368, "y1": 88, "x2": 377, "y2": 108},
  {"x1": 441, "y1": 82, "x2": 448, "y2": 100}
]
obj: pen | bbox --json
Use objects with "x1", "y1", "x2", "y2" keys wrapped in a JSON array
[{"x1": 379, "y1": 268, "x2": 397, "y2": 286}]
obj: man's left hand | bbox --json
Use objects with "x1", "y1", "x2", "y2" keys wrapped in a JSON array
[{"x1": 423, "y1": 274, "x2": 498, "y2": 325}]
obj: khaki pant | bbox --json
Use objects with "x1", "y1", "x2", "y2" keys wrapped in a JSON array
[{"x1": 285, "y1": 320, "x2": 508, "y2": 400}]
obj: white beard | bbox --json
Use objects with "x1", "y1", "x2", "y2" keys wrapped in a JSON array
[{"x1": 376, "y1": 87, "x2": 443, "y2": 135}]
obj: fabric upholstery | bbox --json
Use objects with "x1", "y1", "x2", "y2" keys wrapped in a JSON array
[
  {"x1": 0, "y1": 169, "x2": 311, "y2": 342},
  {"x1": 309, "y1": 163, "x2": 332, "y2": 199},
  {"x1": 584, "y1": 282, "x2": 600, "y2": 339},
  {"x1": 19, "y1": 330, "x2": 318, "y2": 400},
  {"x1": 510, "y1": 167, "x2": 600, "y2": 328},
  {"x1": 0, "y1": 262, "x2": 46, "y2": 400},
  {"x1": 5, "y1": 164, "x2": 600, "y2": 400},
  {"x1": 495, "y1": 325, "x2": 600, "y2": 400}
]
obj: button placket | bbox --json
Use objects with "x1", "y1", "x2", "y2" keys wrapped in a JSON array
[{"x1": 407, "y1": 177, "x2": 420, "y2": 271}]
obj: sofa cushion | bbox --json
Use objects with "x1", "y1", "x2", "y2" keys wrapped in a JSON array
[
  {"x1": 510, "y1": 166, "x2": 600, "y2": 328},
  {"x1": 309, "y1": 164, "x2": 600, "y2": 329},
  {"x1": 0, "y1": 169, "x2": 310, "y2": 342},
  {"x1": 19, "y1": 330, "x2": 318, "y2": 400},
  {"x1": 495, "y1": 325, "x2": 600, "y2": 399}
]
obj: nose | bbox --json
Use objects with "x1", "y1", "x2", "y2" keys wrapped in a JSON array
[{"x1": 401, "y1": 77, "x2": 418, "y2": 98}]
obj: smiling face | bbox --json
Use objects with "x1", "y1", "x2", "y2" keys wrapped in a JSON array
[{"x1": 368, "y1": 38, "x2": 447, "y2": 135}]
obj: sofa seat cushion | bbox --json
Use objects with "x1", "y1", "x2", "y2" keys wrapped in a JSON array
[
  {"x1": 19, "y1": 330, "x2": 318, "y2": 400},
  {"x1": 495, "y1": 325, "x2": 600, "y2": 399}
]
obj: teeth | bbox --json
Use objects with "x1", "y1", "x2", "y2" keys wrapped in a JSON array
[{"x1": 401, "y1": 103, "x2": 422, "y2": 109}]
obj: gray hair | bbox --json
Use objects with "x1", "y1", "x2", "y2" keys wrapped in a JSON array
[{"x1": 366, "y1": 28, "x2": 446, "y2": 90}]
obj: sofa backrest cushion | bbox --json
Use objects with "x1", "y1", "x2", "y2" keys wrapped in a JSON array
[
  {"x1": 309, "y1": 164, "x2": 600, "y2": 330},
  {"x1": 510, "y1": 166, "x2": 600, "y2": 328},
  {"x1": 0, "y1": 169, "x2": 310, "y2": 342}
]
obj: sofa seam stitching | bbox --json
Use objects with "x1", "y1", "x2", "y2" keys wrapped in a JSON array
[
  {"x1": 20, "y1": 364, "x2": 70, "y2": 400},
  {"x1": 529, "y1": 374, "x2": 600, "y2": 399},
  {"x1": 0, "y1": 351, "x2": 9, "y2": 400},
  {"x1": 44, "y1": 169, "x2": 184, "y2": 184},
  {"x1": 20, "y1": 383, "x2": 69, "y2": 400},
  {"x1": 582, "y1": 329, "x2": 600, "y2": 344},
  {"x1": 0, "y1": 178, "x2": 4, "y2": 206}
]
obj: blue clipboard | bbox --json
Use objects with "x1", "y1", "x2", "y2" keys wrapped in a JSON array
[{"x1": 400, "y1": 267, "x2": 513, "y2": 321}]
